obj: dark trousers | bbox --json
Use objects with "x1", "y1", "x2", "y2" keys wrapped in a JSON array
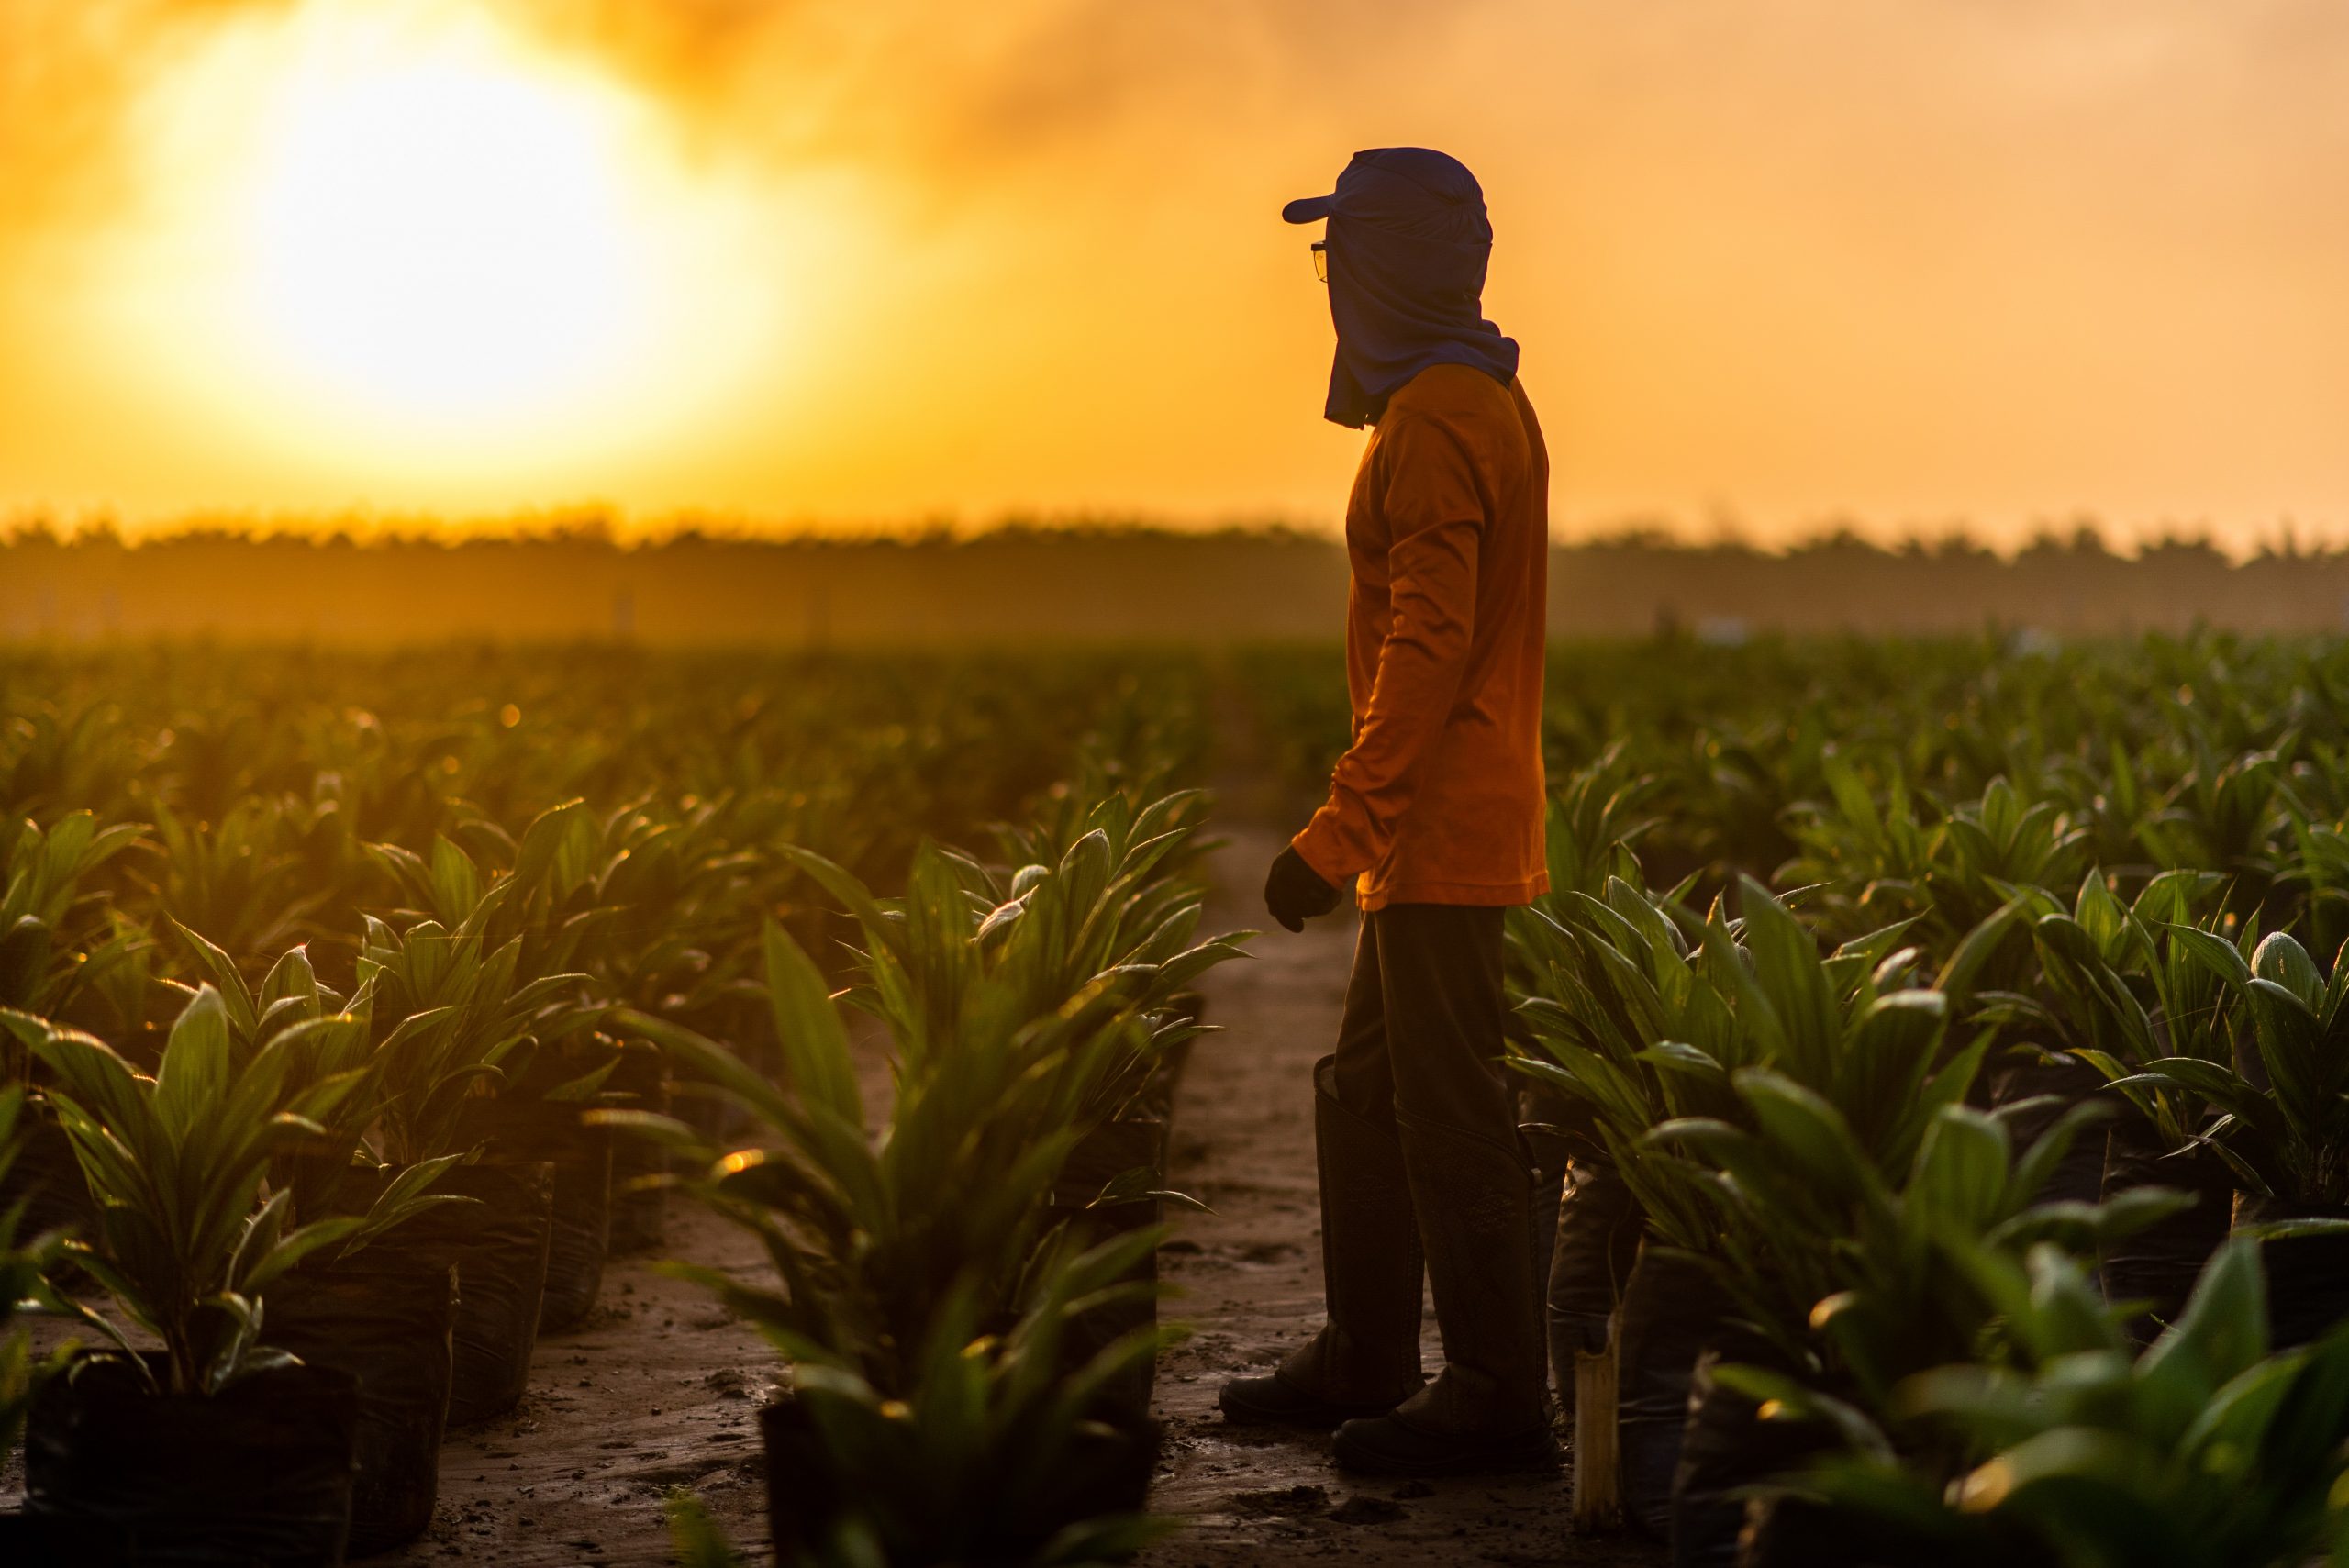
[
  {"x1": 1333, "y1": 905, "x2": 1516, "y2": 1153},
  {"x1": 1290, "y1": 902, "x2": 1543, "y2": 1429}
]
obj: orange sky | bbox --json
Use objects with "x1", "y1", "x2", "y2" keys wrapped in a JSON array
[{"x1": 3, "y1": 0, "x2": 2346, "y2": 548}]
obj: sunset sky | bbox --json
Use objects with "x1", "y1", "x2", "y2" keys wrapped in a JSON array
[{"x1": 2, "y1": 0, "x2": 2345, "y2": 548}]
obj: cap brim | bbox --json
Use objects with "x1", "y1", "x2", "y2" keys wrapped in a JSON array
[{"x1": 1280, "y1": 195, "x2": 1335, "y2": 224}]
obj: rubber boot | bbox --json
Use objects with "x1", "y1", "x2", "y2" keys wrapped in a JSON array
[
  {"x1": 1331, "y1": 1114, "x2": 1553, "y2": 1474},
  {"x1": 1219, "y1": 1057, "x2": 1425, "y2": 1427}
]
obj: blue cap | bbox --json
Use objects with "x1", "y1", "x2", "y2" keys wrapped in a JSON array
[{"x1": 1281, "y1": 148, "x2": 1490, "y2": 234}]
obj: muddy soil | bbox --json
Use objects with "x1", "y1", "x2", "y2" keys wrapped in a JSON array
[{"x1": 5, "y1": 814, "x2": 1666, "y2": 1567}]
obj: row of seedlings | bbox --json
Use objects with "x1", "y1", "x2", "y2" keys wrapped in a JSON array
[
  {"x1": 617, "y1": 784, "x2": 1244, "y2": 1562},
  {"x1": 1513, "y1": 753, "x2": 2349, "y2": 1565}
]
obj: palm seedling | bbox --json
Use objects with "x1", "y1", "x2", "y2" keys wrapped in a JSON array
[
  {"x1": 0, "y1": 811, "x2": 147, "y2": 1057},
  {"x1": 352, "y1": 826, "x2": 607, "y2": 1164},
  {"x1": 1513, "y1": 873, "x2": 2000, "y2": 1260},
  {"x1": 611, "y1": 917, "x2": 1173, "y2": 1390},
  {"x1": 607, "y1": 920, "x2": 1183, "y2": 1561},
  {"x1": 1653, "y1": 1069, "x2": 2179, "y2": 1406},
  {"x1": 1, "y1": 989, "x2": 463, "y2": 1396},
  {"x1": 1963, "y1": 870, "x2": 2243, "y2": 1331},
  {"x1": 1780, "y1": 770, "x2": 2087, "y2": 966},
  {"x1": 2277, "y1": 810, "x2": 2349, "y2": 965},
  {"x1": 2112, "y1": 924, "x2": 2349, "y2": 1218},
  {"x1": 1656, "y1": 1068, "x2": 2189, "y2": 1557},
  {"x1": 144, "y1": 799, "x2": 318, "y2": 962},
  {"x1": 0, "y1": 704, "x2": 138, "y2": 828},
  {"x1": 1727, "y1": 1240, "x2": 2349, "y2": 1568},
  {"x1": 1987, "y1": 871, "x2": 2232, "y2": 1151},
  {"x1": 1524, "y1": 881, "x2": 2199, "y2": 1556},
  {"x1": 2134, "y1": 737, "x2": 2294, "y2": 919},
  {"x1": 787, "y1": 789, "x2": 1245, "y2": 1129},
  {"x1": 162, "y1": 923, "x2": 453, "y2": 1206},
  {"x1": 758, "y1": 1235, "x2": 1177, "y2": 1565},
  {"x1": 1508, "y1": 745, "x2": 1666, "y2": 962}
]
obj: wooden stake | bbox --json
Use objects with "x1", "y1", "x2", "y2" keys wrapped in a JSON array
[{"x1": 1572, "y1": 1309, "x2": 1621, "y2": 1533}]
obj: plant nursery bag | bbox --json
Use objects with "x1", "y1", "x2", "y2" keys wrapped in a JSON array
[
  {"x1": 264, "y1": 1255, "x2": 458, "y2": 1556},
  {"x1": 1672, "y1": 1341, "x2": 1843, "y2": 1568},
  {"x1": 462, "y1": 1098, "x2": 612, "y2": 1333},
  {"x1": 392, "y1": 1160, "x2": 555, "y2": 1426},
  {"x1": 1986, "y1": 1054, "x2": 2109, "y2": 1207},
  {"x1": 2100, "y1": 1117, "x2": 2232, "y2": 1341},
  {"x1": 1548, "y1": 1157, "x2": 1643, "y2": 1422},
  {"x1": 2237, "y1": 1192, "x2": 2349, "y2": 1350},
  {"x1": 1615, "y1": 1244, "x2": 1733, "y2": 1540},
  {"x1": 25, "y1": 1351, "x2": 357, "y2": 1567},
  {"x1": 760, "y1": 1394, "x2": 1153, "y2": 1561},
  {"x1": 1042, "y1": 1113, "x2": 1169, "y2": 1429}
]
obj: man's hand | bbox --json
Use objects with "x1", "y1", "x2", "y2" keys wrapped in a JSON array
[{"x1": 1264, "y1": 844, "x2": 1342, "y2": 933}]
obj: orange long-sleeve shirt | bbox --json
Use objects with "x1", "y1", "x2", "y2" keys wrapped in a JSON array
[{"x1": 1291, "y1": 363, "x2": 1549, "y2": 911}]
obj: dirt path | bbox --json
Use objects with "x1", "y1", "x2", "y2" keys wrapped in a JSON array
[{"x1": 370, "y1": 1207, "x2": 778, "y2": 1564}]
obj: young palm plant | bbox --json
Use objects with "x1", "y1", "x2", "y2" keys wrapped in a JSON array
[
  {"x1": 611, "y1": 919, "x2": 1163, "y2": 1387},
  {"x1": 2113, "y1": 925, "x2": 2349, "y2": 1213},
  {"x1": 353, "y1": 895, "x2": 602, "y2": 1165},
  {"x1": 1651, "y1": 1071, "x2": 2176, "y2": 1402},
  {"x1": 1726, "y1": 1240, "x2": 2349, "y2": 1568},
  {"x1": 1512, "y1": 873, "x2": 1990, "y2": 1260},
  {"x1": 0, "y1": 811, "x2": 146, "y2": 1051},
  {"x1": 607, "y1": 917, "x2": 1185, "y2": 1561},
  {"x1": 1, "y1": 988, "x2": 461, "y2": 1396},
  {"x1": 785, "y1": 789, "x2": 1243, "y2": 1128}
]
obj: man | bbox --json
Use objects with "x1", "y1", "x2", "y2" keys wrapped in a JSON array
[{"x1": 1217, "y1": 148, "x2": 1552, "y2": 1476}]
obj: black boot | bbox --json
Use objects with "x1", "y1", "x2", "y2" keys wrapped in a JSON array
[
  {"x1": 1219, "y1": 1057, "x2": 1424, "y2": 1428},
  {"x1": 1331, "y1": 1114, "x2": 1553, "y2": 1475}
]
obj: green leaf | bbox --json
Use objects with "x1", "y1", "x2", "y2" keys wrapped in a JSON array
[
  {"x1": 760, "y1": 919, "x2": 863, "y2": 1128},
  {"x1": 153, "y1": 985, "x2": 233, "y2": 1144},
  {"x1": 1909, "y1": 1106, "x2": 2011, "y2": 1230}
]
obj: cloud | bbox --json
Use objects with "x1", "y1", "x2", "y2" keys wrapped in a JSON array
[{"x1": 0, "y1": 2, "x2": 294, "y2": 224}]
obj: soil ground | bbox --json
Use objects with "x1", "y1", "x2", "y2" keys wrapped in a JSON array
[{"x1": 6, "y1": 813, "x2": 1668, "y2": 1568}]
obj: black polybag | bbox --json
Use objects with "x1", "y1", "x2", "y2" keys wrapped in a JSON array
[
  {"x1": 1616, "y1": 1245, "x2": 1733, "y2": 1540},
  {"x1": 462, "y1": 1100, "x2": 611, "y2": 1333},
  {"x1": 760, "y1": 1394, "x2": 1152, "y2": 1561},
  {"x1": 1548, "y1": 1156, "x2": 1643, "y2": 1423},
  {"x1": 2239, "y1": 1193, "x2": 2349, "y2": 1350},
  {"x1": 26, "y1": 1352, "x2": 357, "y2": 1566},
  {"x1": 1040, "y1": 1115, "x2": 1168, "y2": 1429},
  {"x1": 2099, "y1": 1117, "x2": 2232, "y2": 1343},
  {"x1": 264, "y1": 1256, "x2": 458, "y2": 1556},
  {"x1": 395, "y1": 1161, "x2": 554, "y2": 1427}
]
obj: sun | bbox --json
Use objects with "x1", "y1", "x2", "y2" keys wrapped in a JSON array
[
  {"x1": 239, "y1": 37, "x2": 651, "y2": 428},
  {"x1": 72, "y1": 0, "x2": 820, "y2": 504}
]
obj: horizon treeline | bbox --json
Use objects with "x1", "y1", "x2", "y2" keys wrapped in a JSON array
[{"x1": 3, "y1": 519, "x2": 2345, "y2": 642}]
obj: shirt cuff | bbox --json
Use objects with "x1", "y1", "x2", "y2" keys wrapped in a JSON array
[{"x1": 1289, "y1": 818, "x2": 1358, "y2": 890}]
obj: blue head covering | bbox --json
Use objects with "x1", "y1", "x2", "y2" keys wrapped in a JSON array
[{"x1": 1283, "y1": 148, "x2": 1519, "y2": 428}]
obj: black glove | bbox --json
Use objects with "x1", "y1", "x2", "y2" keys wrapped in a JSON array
[{"x1": 1264, "y1": 845, "x2": 1341, "y2": 933}]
